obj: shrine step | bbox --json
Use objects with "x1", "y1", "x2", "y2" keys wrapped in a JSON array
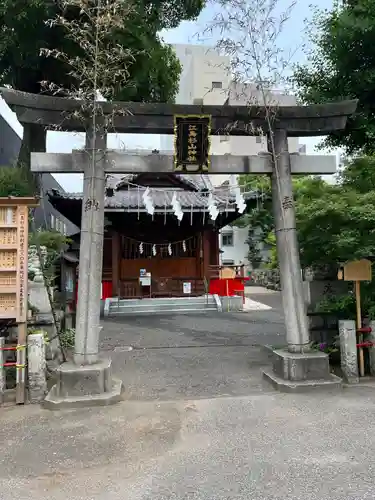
[{"x1": 105, "y1": 295, "x2": 219, "y2": 316}]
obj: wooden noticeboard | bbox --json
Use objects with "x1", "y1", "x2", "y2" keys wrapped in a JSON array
[
  {"x1": 0, "y1": 198, "x2": 38, "y2": 404},
  {"x1": 219, "y1": 267, "x2": 236, "y2": 280},
  {"x1": 0, "y1": 198, "x2": 37, "y2": 321},
  {"x1": 343, "y1": 259, "x2": 372, "y2": 282}
]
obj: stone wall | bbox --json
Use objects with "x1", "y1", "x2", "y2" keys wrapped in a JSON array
[
  {"x1": 250, "y1": 269, "x2": 281, "y2": 290},
  {"x1": 220, "y1": 295, "x2": 243, "y2": 312},
  {"x1": 251, "y1": 266, "x2": 353, "y2": 348},
  {"x1": 28, "y1": 245, "x2": 63, "y2": 364}
]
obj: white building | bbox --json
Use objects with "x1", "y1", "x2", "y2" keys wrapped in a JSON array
[{"x1": 163, "y1": 44, "x2": 305, "y2": 271}]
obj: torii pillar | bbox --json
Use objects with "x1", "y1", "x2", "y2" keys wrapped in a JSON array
[
  {"x1": 262, "y1": 129, "x2": 342, "y2": 391},
  {"x1": 270, "y1": 129, "x2": 310, "y2": 353},
  {"x1": 49, "y1": 123, "x2": 123, "y2": 409}
]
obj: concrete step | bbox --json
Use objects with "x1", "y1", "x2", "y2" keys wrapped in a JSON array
[
  {"x1": 109, "y1": 301, "x2": 216, "y2": 313},
  {"x1": 112, "y1": 296, "x2": 213, "y2": 307},
  {"x1": 108, "y1": 306, "x2": 218, "y2": 316},
  {"x1": 109, "y1": 300, "x2": 216, "y2": 309},
  {"x1": 105, "y1": 295, "x2": 219, "y2": 316}
]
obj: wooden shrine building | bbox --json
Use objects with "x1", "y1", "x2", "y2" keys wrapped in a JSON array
[{"x1": 49, "y1": 173, "x2": 256, "y2": 299}]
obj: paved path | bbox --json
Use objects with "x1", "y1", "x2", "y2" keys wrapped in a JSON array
[
  {"x1": 100, "y1": 299, "x2": 285, "y2": 401},
  {"x1": 2, "y1": 293, "x2": 375, "y2": 499},
  {"x1": 245, "y1": 285, "x2": 280, "y2": 295}
]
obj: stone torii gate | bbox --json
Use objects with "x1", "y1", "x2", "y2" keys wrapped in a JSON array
[{"x1": 0, "y1": 88, "x2": 357, "y2": 407}]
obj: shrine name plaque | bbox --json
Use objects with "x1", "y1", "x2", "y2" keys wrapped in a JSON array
[{"x1": 174, "y1": 114, "x2": 211, "y2": 173}]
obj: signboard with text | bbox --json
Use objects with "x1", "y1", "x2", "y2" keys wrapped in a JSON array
[
  {"x1": 0, "y1": 198, "x2": 37, "y2": 322},
  {"x1": 174, "y1": 115, "x2": 211, "y2": 173}
]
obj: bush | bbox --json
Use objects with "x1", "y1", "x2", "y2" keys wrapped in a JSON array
[
  {"x1": 59, "y1": 329, "x2": 75, "y2": 349},
  {"x1": 29, "y1": 230, "x2": 72, "y2": 253},
  {"x1": 0, "y1": 166, "x2": 35, "y2": 197},
  {"x1": 315, "y1": 277, "x2": 375, "y2": 322},
  {"x1": 315, "y1": 293, "x2": 356, "y2": 319}
]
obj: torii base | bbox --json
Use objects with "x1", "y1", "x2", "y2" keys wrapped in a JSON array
[
  {"x1": 42, "y1": 357, "x2": 124, "y2": 410},
  {"x1": 262, "y1": 348, "x2": 342, "y2": 393}
]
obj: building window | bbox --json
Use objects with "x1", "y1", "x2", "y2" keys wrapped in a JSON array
[
  {"x1": 55, "y1": 218, "x2": 64, "y2": 234},
  {"x1": 222, "y1": 232, "x2": 234, "y2": 247},
  {"x1": 50, "y1": 214, "x2": 55, "y2": 230},
  {"x1": 212, "y1": 81, "x2": 222, "y2": 89}
]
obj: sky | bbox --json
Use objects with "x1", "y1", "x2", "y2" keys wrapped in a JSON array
[{"x1": 0, "y1": 0, "x2": 336, "y2": 192}]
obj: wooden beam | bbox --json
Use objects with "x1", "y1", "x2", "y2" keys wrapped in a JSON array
[
  {"x1": 31, "y1": 151, "x2": 337, "y2": 175},
  {"x1": 1, "y1": 88, "x2": 358, "y2": 137},
  {"x1": 210, "y1": 230, "x2": 220, "y2": 267},
  {"x1": 202, "y1": 230, "x2": 211, "y2": 280},
  {"x1": 111, "y1": 231, "x2": 119, "y2": 297},
  {"x1": 0, "y1": 197, "x2": 39, "y2": 207}
]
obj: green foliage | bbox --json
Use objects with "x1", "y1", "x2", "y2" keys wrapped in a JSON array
[
  {"x1": 264, "y1": 231, "x2": 277, "y2": 269},
  {"x1": 339, "y1": 156, "x2": 375, "y2": 193},
  {"x1": 315, "y1": 276, "x2": 375, "y2": 321},
  {"x1": 236, "y1": 175, "x2": 329, "y2": 268},
  {"x1": 238, "y1": 157, "x2": 375, "y2": 269},
  {"x1": 0, "y1": 0, "x2": 203, "y2": 100},
  {"x1": 311, "y1": 337, "x2": 339, "y2": 356},
  {"x1": 293, "y1": 1, "x2": 375, "y2": 155},
  {"x1": 245, "y1": 228, "x2": 262, "y2": 269},
  {"x1": 235, "y1": 175, "x2": 273, "y2": 268},
  {"x1": 0, "y1": 167, "x2": 35, "y2": 197},
  {"x1": 0, "y1": 0, "x2": 69, "y2": 93},
  {"x1": 30, "y1": 230, "x2": 72, "y2": 293},
  {"x1": 59, "y1": 328, "x2": 76, "y2": 350},
  {"x1": 29, "y1": 230, "x2": 71, "y2": 253},
  {"x1": 315, "y1": 293, "x2": 356, "y2": 318},
  {"x1": 296, "y1": 184, "x2": 375, "y2": 267}
]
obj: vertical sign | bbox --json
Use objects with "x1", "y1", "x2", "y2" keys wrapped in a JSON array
[
  {"x1": 16, "y1": 205, "x2": 28, "y2": 323},
  {"x1": 174, "y1": 115, "x2": 211, "y2": 172}
]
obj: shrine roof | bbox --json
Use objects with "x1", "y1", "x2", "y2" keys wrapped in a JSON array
[{"x1": 48, "y1": 186, "x2": 257, "y2": 209}]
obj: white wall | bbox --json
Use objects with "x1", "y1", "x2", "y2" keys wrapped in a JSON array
[
  {"x1": 220, "y1": 225, "x2": 271, "y2": 272},
  {"x1": 161, "y1": 44, "x2": 231, "y2": 152},
  {"x1": 220, "y1": 227, "x2": 249, "y2": 267}
]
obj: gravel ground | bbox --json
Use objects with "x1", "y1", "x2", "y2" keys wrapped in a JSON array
[{"x1": 2, "y1": 291, "x2": 374, "y2": 500}]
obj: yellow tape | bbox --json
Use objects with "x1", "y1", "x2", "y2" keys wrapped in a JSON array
[
  {"x1": 16, "y1": 345, "x2": 26, "y2": 350},
  {"x1": 16, "y1": 364, "x2": 26, "y2": 369}
]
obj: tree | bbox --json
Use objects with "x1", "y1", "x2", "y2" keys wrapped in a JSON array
[
  {"x1": 0, "y1": 0, "x2": 205, "y2": 169},
  {"x1": 296, "y1": 185, "x2": 375, "y2": 267},
  {"x1": 235, "y1": 174, "x2": 331, "y2": 268},
  {"x1": 296, "y1": 156, "x2": 375, "y2": 267},
  {"x1": 234, "y1": 169, "x2": 375, "y2": 270},
  {"x1": 236, "y1": 175, "x2": 274, "y2": 268},
  {"x1": 293, "y1": 0, "x2": 375, "y2": 155},
  {"x1": 0, "y1": 166, "x2": 34, "y2": 197},
  {"x1": 339, "y1": 155, "x2": 375, "y2": 193}
]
